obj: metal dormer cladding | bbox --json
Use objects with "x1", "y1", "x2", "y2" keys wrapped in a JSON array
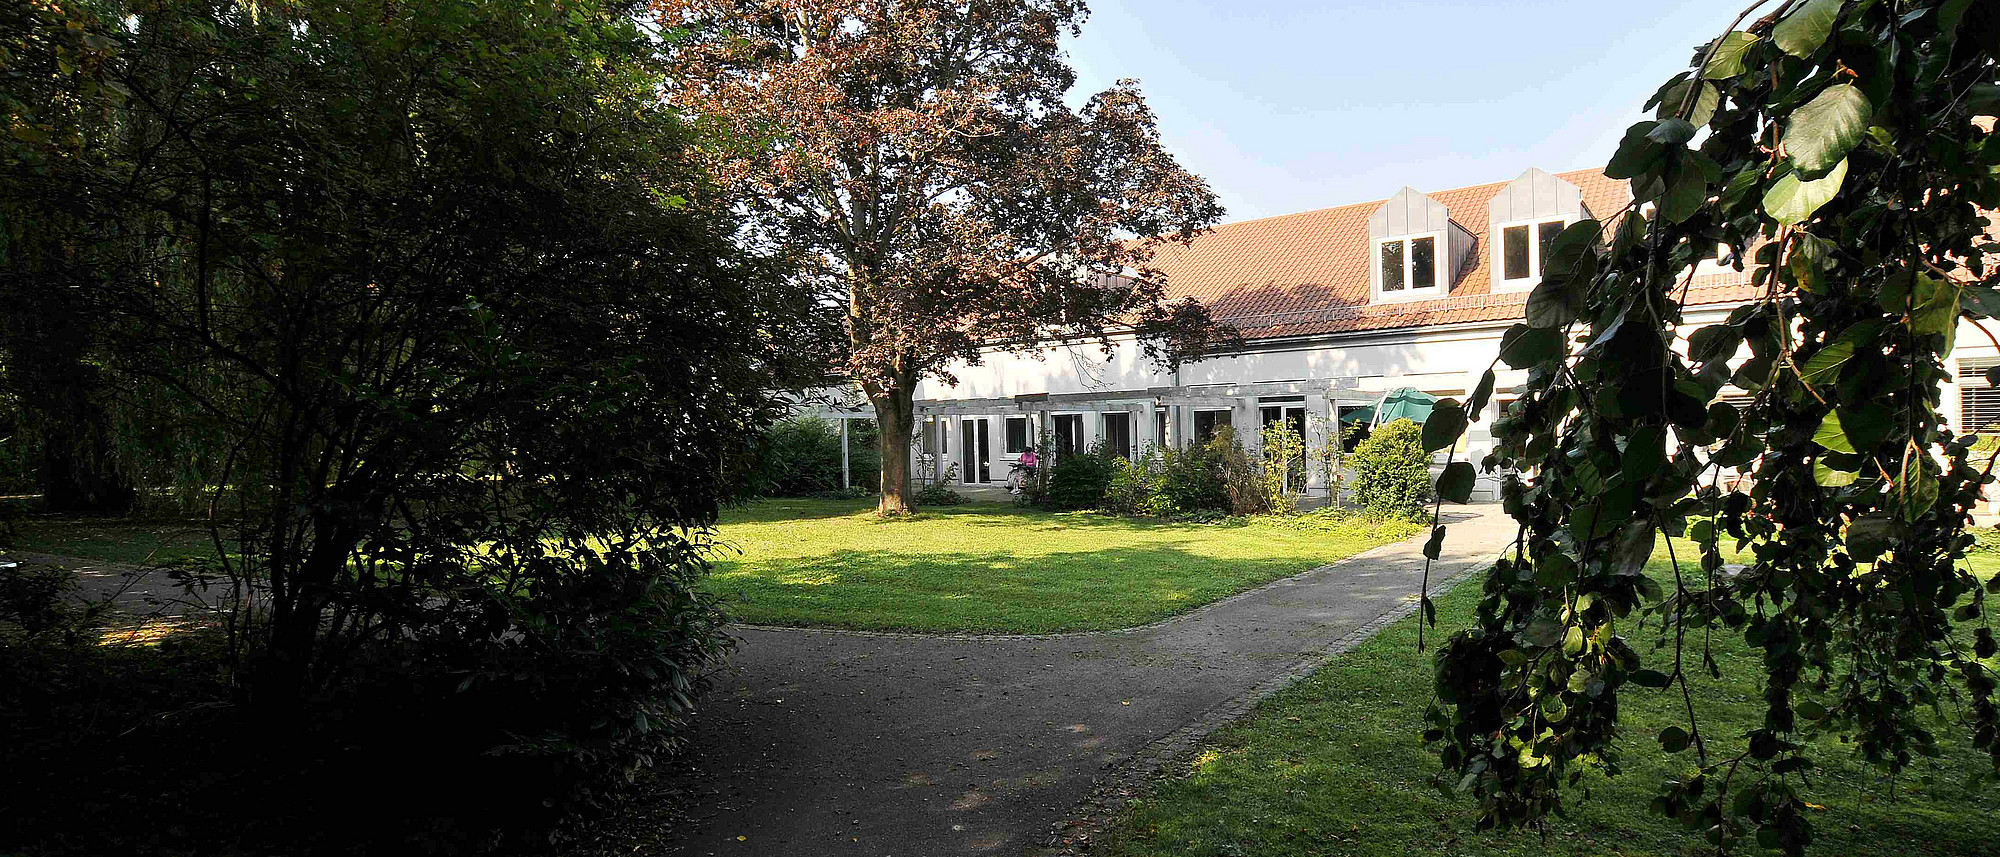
[{"x1": 1367, "y1": 186, "x2": 1477, "y2": 297}]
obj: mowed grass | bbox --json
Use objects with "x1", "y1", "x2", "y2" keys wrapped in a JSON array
[
  {"x1": 5, "y1": 515, "x2": 215, "y2": 566},
  {"x1": 701, "y1": 498, "x2": 1422, "y2": 634},
  {"x1": 1094, "y1": 549, "x2": 2000, "y2": 857}
]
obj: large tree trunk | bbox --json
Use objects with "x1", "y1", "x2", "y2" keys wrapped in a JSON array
[
  {"x1": 37, "y1": 409, "x2": 134, "y2": 513},
  {"x1": 868, "y1": 383, "x2": 915, "y2": 515}
]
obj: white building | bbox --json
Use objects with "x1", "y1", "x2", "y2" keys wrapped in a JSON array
[{"x1": 896, "y1": 166, "x2": 2000, "y2": 502}]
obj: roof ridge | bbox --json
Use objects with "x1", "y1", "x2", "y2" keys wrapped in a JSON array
[{"x1": 1206, "y1": 164, "x2": 1613, "y2": 231}]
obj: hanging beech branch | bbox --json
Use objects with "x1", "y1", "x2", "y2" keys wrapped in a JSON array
[{"x1": 1420, "y1": 1, "x2": 2000, "y2": 853}]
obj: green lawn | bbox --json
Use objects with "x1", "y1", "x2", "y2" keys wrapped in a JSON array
[
  {"x1": 1093, "y1": 550, "x2": 2000, "y2": 857},
  {"x1": 4, "y1": 516, "x2": 215, "y2": 565},
  {"x1": 702, "y1": 498, "x2": 1422, "y2": 634}
]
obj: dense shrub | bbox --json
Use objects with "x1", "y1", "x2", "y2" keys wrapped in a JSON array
[
  {"x1": 1214, "y1": 427, "x2": 1269, "y2": 516},
  {"x1": 1348, "y1": 418, "x2": 1431, "y2": 518},
  {"x1": 1044, "y1": 444, "x2": 1118, "y2": 510},
  {"x1": 1155, "y1": 433, "x2": 1231, "y2": 515},
  {"x1": 750, "y1": 416, "x2": 880, "y2": 497},
  {"x1": 1101, "y1": 449, "x2": 1162, "y2": 515}
]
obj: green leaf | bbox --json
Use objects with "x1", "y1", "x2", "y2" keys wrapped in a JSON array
[
  {"x1": 1437, "y1": 461, "x2": 1476, "y2": 504},
  {"x1": 1523, "y1": 616, "x2": 1564, "y2": 648},
  {"x1": 1611, "y1": 519, "x2": 1657, "y2": 576},
  {"x1": 1764, "y1": 157, "x2": 1849, "y2": 224},
  {"x1": 1657, "y1": 79, "x2": 1721, "y2": 127},
  {"x1": 1812, "y1": 409, "x2": 1856, "y2": 453},
  {"x1": 1606, "y1": 122, "x2": 1667, "y2": 180},
  {"x1": 1900, "y1": 454, "x2": 1938, "y2": 522},
  {"x1": 1703, "y1": 32, "x2": 1761, "y2": 80},
  {"x1": 1500, "y1": 324, "x2": 1564, "y2": 368},
  {"x1": 1814, "y1": 458, "x2": 1859, "y2": 487},
  {"x1": 1542, "y1": 219, "x2": 1603, "y2": 283},
  {"x1": 1659, "y1": 725, "x2": 1692, "y2": 753},
  {"x1": 1773, "y1": 0, "x2": 1843, "y2": 58},
  {"x1": 1657, "y1": 159, "x2": 1709, "y2": 224},
  {"x1": 1622, "y1": 426, "x2": 1667, "y2": 483},
  {"x1": 1647, "y1": 118, "x2": 1699, "y2": 146},
  {"x1": 1784, "y1": 84, "x2": 1871, "y2": 174},
  {"x1": 1467, "y1": 369, "x2": 1497, "y2": 417},
  {"x1": 1527, "y1": 276, "x2": 1580, "y2": 328},
  {"x1": 1688, "y1": 323, "x2": 1743, "y2": 364},
  {"x1": 1911, "y1": 273, "x2": 1959, "y2": 344},
  {"x1": 1423, "y1": 525, "x2": 1447, "y2": 559},
  {"x1": 1960, "y1": 285, "x2": 2000, "y2": 319},
  {"x1": 1798, "y1": 320, "x2": 1882, "y2": 386},
  {"x1": 1563, "y1": 625, "x2": 1586, "y2": 656},
  {"x1": 1794, "y1": 699, "x2": 1828, "y2": 721},
  {"x1": 1422, "y1": 400, "x2": 1467, "y2": 453},
  {"x1": 1787, "y1": 231, "x2": 1833, "y2": 293}
]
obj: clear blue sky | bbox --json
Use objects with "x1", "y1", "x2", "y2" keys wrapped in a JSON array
[{"x1": 1063, "y1": 0, "x2": 1751, "y2": 223}]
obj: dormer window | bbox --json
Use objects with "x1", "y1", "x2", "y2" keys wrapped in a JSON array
[
  {"x1": 1496, "y1": 217, "x2": 1568, "y2": 287},
  {"x1": 1489, "y1": 169, "x2": 1589, "y2": 292},
  {"x1": 1369, "y1": 186, "x2": 1472, "y2": 304},
  {"x1": 1376, "y1": 232, "x2": 1442, "y2": 299}
]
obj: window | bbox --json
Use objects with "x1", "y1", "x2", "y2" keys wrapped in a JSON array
[
  {"x1": 1004, "y1": 415, "x2": 1030, "y2": 454},
  {"x1": 1053, "y1": 413, "x2": 1084, "y2": 457},
  {"x1": 1496, "y1": 217, "x2": 1569, "y2": 289},
  {"x1": 1156, "y1": 409, "x2": 1171, "y2": 450},
  {"x1": 1963, "y1": 359, "x2": 2000, "y2": 435},
  {"x1": 1260, "y1": 404, "x2": 1308, "y2": 491},
  {"x1": 1102, "y1": 412, "x2": 1133, "y2": 460},
  {"x1": 1375, "y1": 232, "x2": 1443, "y2": 300},
  {"x1": 1193, "y1": 408, "x2": 1231, "y2": 443}
]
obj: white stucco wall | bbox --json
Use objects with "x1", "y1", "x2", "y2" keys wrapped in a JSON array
[{"x1": 903, "y1": 307, "x2": 2000, "y2": 502}]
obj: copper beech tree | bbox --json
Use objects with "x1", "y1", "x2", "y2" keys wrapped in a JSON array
[{"x1": 657, "y1": 0, "x2": 1233, "y2": 513}]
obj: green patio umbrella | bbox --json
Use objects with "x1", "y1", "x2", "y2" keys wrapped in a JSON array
[
  {"x1": 1371, "y1": 387, "x2": 1439, "y2": 427},
  {"x1": 1338, "y1": 405, "x2": 1375, "y2": 425}
]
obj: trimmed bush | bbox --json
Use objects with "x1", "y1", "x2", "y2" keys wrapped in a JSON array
[
  {"x1": 1349, "y1": 418, "x2": 1431, "y2": 518},
  {"x1": 1044, "y1": 444, "x2": 1118, "y2": 510}
]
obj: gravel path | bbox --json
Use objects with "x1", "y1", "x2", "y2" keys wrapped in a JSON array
[{"x1": 655, "y1": 507, "x2": 1517, "y2": 856}]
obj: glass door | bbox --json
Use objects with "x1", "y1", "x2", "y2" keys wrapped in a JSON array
[{"x1": 959, "y1": 419, "x2": 986, "y2": 484}]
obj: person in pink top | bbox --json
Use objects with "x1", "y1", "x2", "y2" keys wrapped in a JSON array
[{"x1": 1009, "y1": 449, "x2": 1039, "y2": 493}]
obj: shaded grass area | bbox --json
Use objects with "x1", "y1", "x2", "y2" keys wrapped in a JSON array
[
  {"x1": 702, "y1": 498, "x2": 1423, "y2": 634},
  {"x1": 4, "y1": 515, "x2": 216, "y2": 565},
  {"x1": 1094, "y1": 550, "x2": 2000, "y2": 857}
]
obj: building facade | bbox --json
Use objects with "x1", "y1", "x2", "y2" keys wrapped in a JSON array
[{"x1": 887, "y1": 166, "x2": 2000, "y2": 502}]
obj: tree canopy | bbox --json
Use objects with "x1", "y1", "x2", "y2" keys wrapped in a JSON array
[
  {"x1": 2, "y1": 0, "x2": 814, "y2": 842},
  {"x1": 1420, "y1": 1, "x2": 2000, "y2": 852},
  {"x1": 656, "y1": 0, "x2": 1235, "y2": 512}
]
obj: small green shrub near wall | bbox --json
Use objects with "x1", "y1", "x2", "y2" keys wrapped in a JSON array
[
  {"x1": 1045, "y1": 444, "x2": 1118, "y2": 510},
  {"x1": 1347, "y1": 418, "x2": 1431, "y2": 519},
  {"x1": 1101, "y1": 450, "x2": 1161, "y2": 516},
  {"x1": 1154, "y1": 433, "x2": 1231, "y2": 515}
]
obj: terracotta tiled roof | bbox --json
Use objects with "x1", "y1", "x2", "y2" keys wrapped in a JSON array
[{"x1": 1138, "y1": 168, "x2": 1758, "y2": 340}]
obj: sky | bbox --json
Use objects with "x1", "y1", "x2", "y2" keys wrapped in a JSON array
[{"x1": 1062, "y1": 0, "x2": 1754, "y2": 224}]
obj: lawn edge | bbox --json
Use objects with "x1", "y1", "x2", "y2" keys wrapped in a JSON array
[{"x1": 1029, "y1": 534, "x2": 1496, "y2": 856}]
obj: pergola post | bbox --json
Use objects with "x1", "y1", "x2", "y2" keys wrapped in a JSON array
[{"x1": 840, "y1": 417, "x2": 850, "y2": 490}]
